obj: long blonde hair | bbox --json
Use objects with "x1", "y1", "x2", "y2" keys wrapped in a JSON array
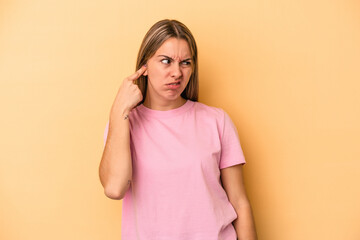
[{"x1": 134, "y1": 19, "x2": 199, "y2": 106}]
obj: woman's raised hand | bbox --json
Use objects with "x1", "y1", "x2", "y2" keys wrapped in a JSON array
[{"x1": 110, "y1": 65, "x2": 147, "y2": 120}]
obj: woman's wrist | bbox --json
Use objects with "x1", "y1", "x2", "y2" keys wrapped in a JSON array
[{"x1": 110, "y1": 106, "x2": 131, "y2": 122}]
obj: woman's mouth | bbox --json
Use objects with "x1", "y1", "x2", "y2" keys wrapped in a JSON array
[{"x1": 166, "y1": 81, "x2": 181, "y2": 89}]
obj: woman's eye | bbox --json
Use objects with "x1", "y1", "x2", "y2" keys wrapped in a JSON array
[
  {"x1": 161, "y1": 59, "x2": 171, "y2": 64},
  {"x1": 181, "y1": 61, "x2": 191, "y2": 66}
]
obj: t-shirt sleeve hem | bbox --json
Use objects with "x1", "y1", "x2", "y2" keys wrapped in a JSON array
[{"x1": 219, "y1": 159, "x2": 246, "y2": 169}]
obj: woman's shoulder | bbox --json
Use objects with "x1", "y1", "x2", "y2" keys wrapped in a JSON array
[{"x1": 192, "y1": 100, "x2": 226, "y2": 118}]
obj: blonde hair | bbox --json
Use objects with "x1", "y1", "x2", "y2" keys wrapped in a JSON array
[{"x1": 134, "y1": 19, "x2": 199, "y2": 106}]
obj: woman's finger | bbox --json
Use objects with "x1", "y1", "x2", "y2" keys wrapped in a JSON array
[{"x1": 128, "y1": 65, "x2": 147, "y2": 81}]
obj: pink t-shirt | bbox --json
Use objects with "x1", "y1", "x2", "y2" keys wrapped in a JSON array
[{"x1": 103, "y1": 100, "x2": 246, "y2": 240}]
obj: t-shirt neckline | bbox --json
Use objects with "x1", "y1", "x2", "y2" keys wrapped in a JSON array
[{"x1": 136, "y1": 99, "x2": 195, "y2": 118}]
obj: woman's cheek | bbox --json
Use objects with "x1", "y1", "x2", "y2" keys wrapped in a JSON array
[{"x1": 184, "y1": 69, "x2": 192, "y2": 79}]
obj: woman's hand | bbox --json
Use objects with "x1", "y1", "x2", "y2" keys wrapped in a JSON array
[{"x1": 110, "y1": 65, "x2": 147, "y2": 120}]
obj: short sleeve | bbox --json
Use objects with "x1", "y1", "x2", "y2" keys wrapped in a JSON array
[
  {"x1": 219, "y1": 110, "x2": 246, "y2": 169},
  {"x1": 103, "y1": 120, "x2": 109, "y2": 148}
]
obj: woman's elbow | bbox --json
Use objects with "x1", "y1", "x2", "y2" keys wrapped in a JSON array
[
  {"x1": 104, "y1": 184, "x2": 130, "y2": 200},
  {"x1": 104, "y1": 187, "x2": 124, "y2": 200}
]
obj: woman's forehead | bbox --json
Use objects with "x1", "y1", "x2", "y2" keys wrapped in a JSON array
[{"x1": 154, "y1": 38, "x2": 191, "y2": 60}]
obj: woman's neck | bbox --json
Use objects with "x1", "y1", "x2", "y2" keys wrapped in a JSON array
[{"x1": 143, "y1": 96, "x2": 187, "y2": 111}]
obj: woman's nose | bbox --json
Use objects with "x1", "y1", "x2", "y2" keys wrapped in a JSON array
[{"x1": 170, "y1": 63, "x2": 182, "y2": 79}]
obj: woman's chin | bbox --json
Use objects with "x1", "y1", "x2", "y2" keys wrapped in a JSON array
[{"x1": 162, "y1": 92, "x2": 182, "y2": 100}]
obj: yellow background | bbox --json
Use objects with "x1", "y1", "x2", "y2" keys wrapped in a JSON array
[{"x1": 1, "y1": 0, "x2": 359, "y2": 239}]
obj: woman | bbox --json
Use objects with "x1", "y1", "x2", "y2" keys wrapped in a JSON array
[{"x1": 99, "y1": 19, "x2": 257, "y2": 240}]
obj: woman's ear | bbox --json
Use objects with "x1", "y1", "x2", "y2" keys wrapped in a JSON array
[{"x1": 143, "y1": 69, "x2": 148, "y2": 76}]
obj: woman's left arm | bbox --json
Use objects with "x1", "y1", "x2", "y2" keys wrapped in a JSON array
[{"x1": 220, "y1": 164, "x2": 258, "y2": 240}]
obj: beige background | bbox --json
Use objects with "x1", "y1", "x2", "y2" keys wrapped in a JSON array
[{"x1": 1, "y1": 0, "x2": 359, "y2": 239}]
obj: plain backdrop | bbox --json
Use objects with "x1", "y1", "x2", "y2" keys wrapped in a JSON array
[{"x1": 1, "y1": 0, "x2": 359, "y2": 239}]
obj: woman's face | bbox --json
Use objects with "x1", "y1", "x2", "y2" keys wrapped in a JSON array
[{"x1": 144, "y1": 37, "x2": 193, "y2": 102}]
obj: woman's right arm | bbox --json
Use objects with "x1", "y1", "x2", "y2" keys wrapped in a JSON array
[{"x1": 99, "y1": 65, "x2": 147, "y2": 200}]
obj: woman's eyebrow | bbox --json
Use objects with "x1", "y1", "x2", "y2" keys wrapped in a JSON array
[{"x1": 157, "y1": 55, "x2": 192, "y2": 61}]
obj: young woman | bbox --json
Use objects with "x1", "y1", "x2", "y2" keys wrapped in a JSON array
[{"x1": 99, "y1": 19, "x2": 257, "y2": 240}]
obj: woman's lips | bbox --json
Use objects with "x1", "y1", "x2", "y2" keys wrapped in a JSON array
[{"x1": 166, "y1": 81, "x2": 181, "y2": 89}]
